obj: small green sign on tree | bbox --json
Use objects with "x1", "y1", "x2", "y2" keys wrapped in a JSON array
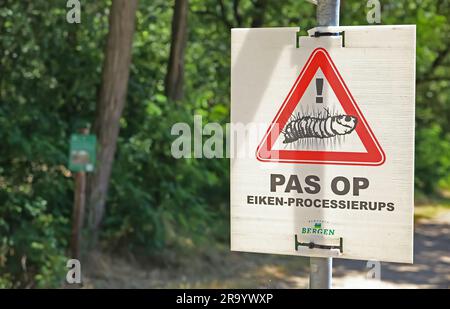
[{"x1": 68, "y1": 134, "x2": 96, "y2": 172}]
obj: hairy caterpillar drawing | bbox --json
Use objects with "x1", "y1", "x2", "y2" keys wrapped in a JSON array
[{"x1": 282, "y1": 108, "x2": 358, "y2": 144}]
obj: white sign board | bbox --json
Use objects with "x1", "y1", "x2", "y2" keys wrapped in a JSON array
[{"x1": 230, "y1": 25, "x2": 415, "y2": 263}]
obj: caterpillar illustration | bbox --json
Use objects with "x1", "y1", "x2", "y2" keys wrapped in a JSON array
[{"x1": 282, "y1": 108, "x2": 358, "y2": 144}]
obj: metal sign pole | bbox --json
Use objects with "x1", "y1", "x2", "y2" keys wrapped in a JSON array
[
  {"x1": 310, "y1": 256, "x2": 332, "y2": 289},
  {"x1": 309, "y1": 0, "x2": 340, "y2": 289},
  {"x1": 316, "y1": 0, "x2": 340, "y2": 27}
]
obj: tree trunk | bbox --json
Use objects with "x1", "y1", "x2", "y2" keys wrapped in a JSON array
[
  {"x1": 251, "y1": 0, "x2": 268, "y2": 28},
  {"x1": 88, "y1": 0, "x2": 138, "y2": 242},
  {"x1": 165, "y1": 0, "x2": 189, "y2": 101}
]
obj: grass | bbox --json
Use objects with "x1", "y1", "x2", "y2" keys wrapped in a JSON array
[
  {"x1": 414, "y1": 200, "x2": 450, "y2": 222},
  {"x1": 84, "y1": 198, "x2": 450, "y2": 288}
]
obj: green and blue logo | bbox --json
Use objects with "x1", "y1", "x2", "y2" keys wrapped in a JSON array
[{"x1": 301, "y1": 221, "x2": 335, "y2": 236}]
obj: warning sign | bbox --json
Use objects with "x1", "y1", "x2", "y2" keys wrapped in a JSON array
[
  {"x1": 230, "y1": 26, "x2": 416, "y2": 263},
  {"x1": 256, "y1": 48, "x2": 385, "y2": 166}
]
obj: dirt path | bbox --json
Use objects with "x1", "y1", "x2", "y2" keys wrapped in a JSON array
[
  {"x1": 85, "y1": 212, "x2": 450, "y2": 289},
  {"x1": 332, "y1": 212, "x2": 450, "y2": 289}
]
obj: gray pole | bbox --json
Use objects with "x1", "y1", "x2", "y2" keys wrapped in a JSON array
[
  {"x1": 309, "y1": 0, "x2": 340, "y2": 289},
  {"x1": 317, "y1": 0, "x2": 340, "y2": 27},
  {"x1": 310, "y1": 256, "x2": 332, "y2": 289}
]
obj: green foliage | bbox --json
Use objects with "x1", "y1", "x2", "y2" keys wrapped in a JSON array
[
  {"x1": 0, "y1": 0, "x2": 106, "y2": 287},
  {"x1": 104, "y1": 100, "x2": 228, "y2": 251},
  {"x1": 416, "y1": 125, "x2": 450, "y2": 192},
  {"x1": 0, "y1": 0, "x2": 449, "y2": 287}
]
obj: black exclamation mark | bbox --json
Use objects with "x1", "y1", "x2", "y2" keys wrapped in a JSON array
[{"x1": 316, "y1": 78, "x2": 323, "y2": 103}]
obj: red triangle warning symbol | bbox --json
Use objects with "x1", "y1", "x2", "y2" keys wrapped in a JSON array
[{"x1": 256, "y1": 48, "x2": 385, "y2": 166}]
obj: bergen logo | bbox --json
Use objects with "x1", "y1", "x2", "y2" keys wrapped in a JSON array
[
  {"x1": 256, "y1": 48, "x2": 385, "y2": 166},
  {"x1": 301, "y1": 221, "x2": 336, "y2": 236}
]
